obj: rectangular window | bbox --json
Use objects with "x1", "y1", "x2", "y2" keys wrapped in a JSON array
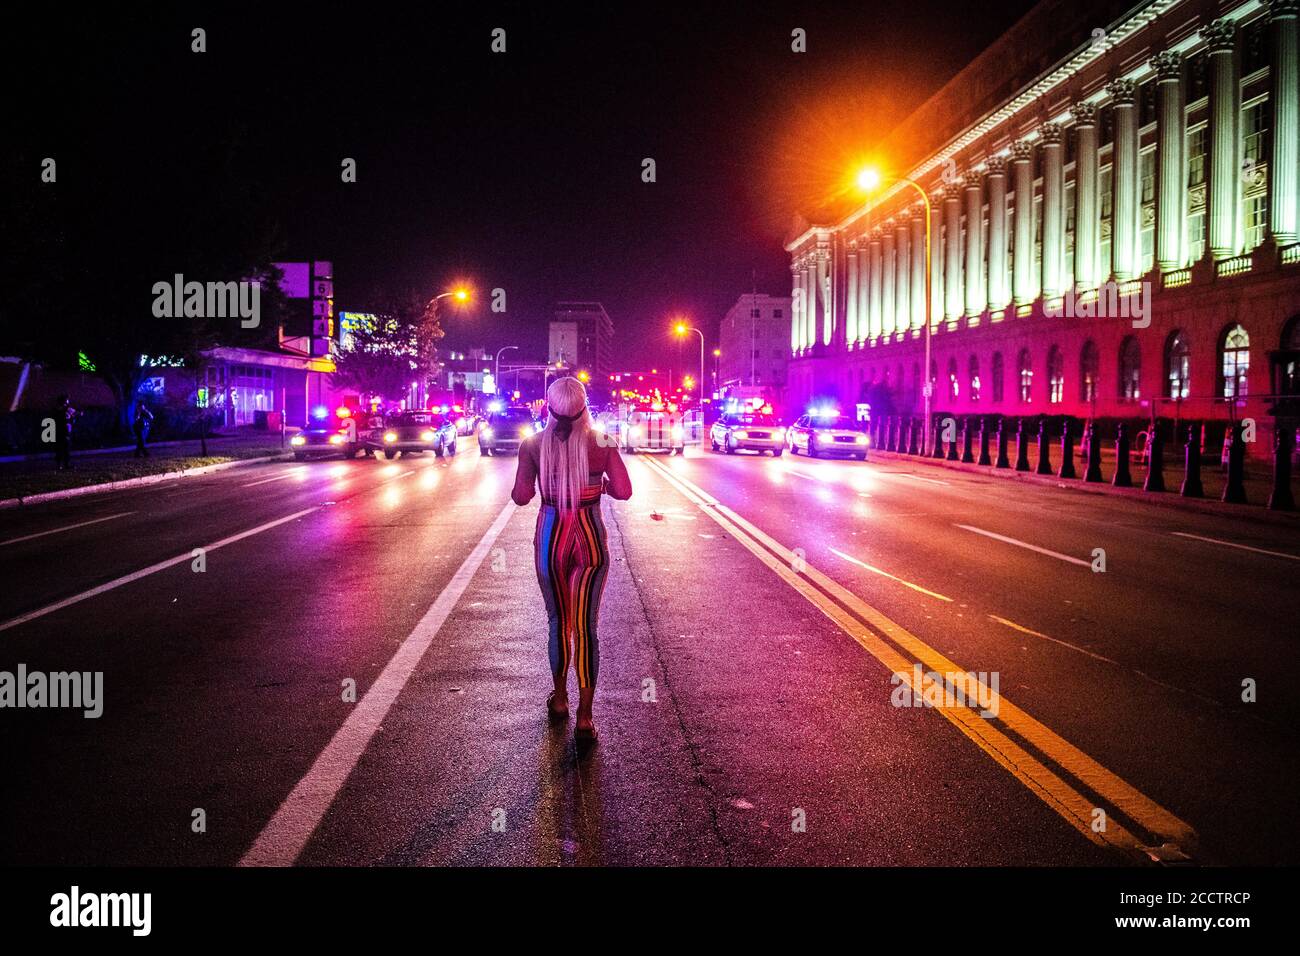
[{"x1": 1186, "y1": 125, "x2": 1207, "y2": 187}]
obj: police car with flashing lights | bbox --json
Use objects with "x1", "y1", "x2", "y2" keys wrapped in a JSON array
[
  {"x1": 290, "y1": 405, "x2": 366, "y2": 460},
  {"x1": 478, "y1": 406, "x2": 539, "y2": 456},
  {"x1": 370, "y1": 410, "x2": 458, "y2": 459},
  {"x1": 709, "y1": 409, "x2": 786, "y2": 456},
  {"x1": 621, "y1": 405, "x2": 685, "y2": 454},
  {"x1": 785, "y1": 410, "x2": 870, "y2": 460}
]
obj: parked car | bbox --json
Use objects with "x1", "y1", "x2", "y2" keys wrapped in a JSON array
[
  {"x1": 290, "y1": 406, "x2": 365, "y2": 460},
  {"x1": 369, "y1": 410, "x2": 458, "y2": 459},
  {"x1": 786, "y1": 411, "x2": 870, "y2": 460},
  {"x1": 478, "y1": 406, "x2": 539, "y2": 456},
  {"x1": 710, "y1": 411, "x2": 785, "y2": 456}
]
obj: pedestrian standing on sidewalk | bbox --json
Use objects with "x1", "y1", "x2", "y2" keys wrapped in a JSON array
[
  {"x1": 512, "y1": 376, "x2": 632, "y2": 745},
  {"x1": 132, "y1": 400, "x2": 154, "y2": 458},
  {"x1": 53, "y1": 395, "x2": 75, "y2": 471}
]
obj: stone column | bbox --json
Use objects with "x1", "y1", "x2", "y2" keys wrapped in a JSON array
[
  {"x1": 790, "y1": 262, "x2": 801, "y2": 352},
  {"x1": 882, "y1": 226, "x2": 896, "y2": 336},
  {"x1": 846, "y1": 239, "x2": 859, "y2": 346},
  {"x1": 895, "y1": 212, "x2": 911, "y2": 336},
  {"x1": 1011, "y1": 140, "x2": 1035, "y2": 305},
  {"x1": 868, "y1": 229, "x2": 883, "y2": 341},
  {"x1": 1269, "y1": 0, "x2": 1299, "y2": 245},
  {"x1": 1072, "y1": 102, "x2": 1099, "y2": 289},
  {"x1": 816, "y1": 246, "x2": 831, "y2": 347},
  {"x1": 1204, "y1": 17, "x2": 1240, "y2": 260},
  {"x1": 1109, "y1": 78, "x2": 1139, "y2": 280},
  {"x1": 986, "y1": 156, "x2": 1008, "y2": 311},
  {"x1": 910, "y1": 207, "x2": 925, "y2": 329},
  {"x1": 943, "y1": 188, "x2": 962, "y2": 319},
  {"x1": 856, "y1": 243, "x2": 869, "y2": 344},
  {"x1": 802, "y1": 261, "x2": 815, "y2": 351},
  {"x1": 929, "y1": 194, "x2": 943, "y2": 329},
  {"x1": 1152, "y1": 51, "x2": 1186, "y2": 271},
  {"x1": 1040, "y1": 123, "x2": 1065, "y2": 298},
  {"x1": 963, "y1": 170, "x2": 984, "y2": 318}
]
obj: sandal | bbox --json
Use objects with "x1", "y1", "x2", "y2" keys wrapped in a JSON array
[{"x1": 546, "y1": 692, "x2": 570, "y2": 722}]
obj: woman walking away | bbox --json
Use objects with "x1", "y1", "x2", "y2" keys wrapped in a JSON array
[{"x1": 512, "y1": 377, "x2": 632, "y2": 744}]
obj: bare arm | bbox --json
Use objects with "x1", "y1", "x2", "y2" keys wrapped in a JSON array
[
  {"x1": 602, "y1": 445, "x2": 633, "y2": 500},
  {"x1": 511, "y1": 438, "x2": 538, "y2": 506}
]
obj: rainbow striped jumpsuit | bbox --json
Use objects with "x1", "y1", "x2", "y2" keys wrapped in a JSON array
[{"x1": 534, "y1": 478, "x2": 609, "y2": 689}]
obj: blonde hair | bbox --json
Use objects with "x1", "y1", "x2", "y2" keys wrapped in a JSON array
[{"x1": 538, "y1": 376, "x2": 593, "y2": 511}]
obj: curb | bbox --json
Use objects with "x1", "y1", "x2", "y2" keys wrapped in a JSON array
[
  {"x1": 868, "y1": 449, "x2": 1300, "y2": 527},
  {"x1": 0, "y1": 452, "x2": 294, "y2": 510}
]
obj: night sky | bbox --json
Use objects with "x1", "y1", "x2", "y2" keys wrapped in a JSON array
[{"x1": 9, "y1": 0, "x2": 1037, "y2": 374}]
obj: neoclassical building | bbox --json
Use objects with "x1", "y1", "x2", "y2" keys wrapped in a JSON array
[{"x1": 787, "y1": 0, "x2": 1300, "y2": 458}]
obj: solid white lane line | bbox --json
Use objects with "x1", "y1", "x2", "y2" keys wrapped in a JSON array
[
  {"x1": 0, "y1": 511, "x2": 135, "y2": 548},
  {"x1": 0, "y1": 508, "x2": 319, "y2": 634},
  {"x1": 987, "y1": 614, "x2": 1119, "y2": 664},
  {"x1": 242, "y1": 470, "x2": 305, "y2": 487},
  {"x1": 955, "y1": 524, "x2": 1092, "y2": 568},
  {"x1": 829, "y1": 547, "x2": 953, "y2": 602},
  {"x1": 1170, "y1": 531, "x2": 1300, "y2": 562},
  {"x1": 239, "y1": 498, "x2": 517, "y2": 867}
]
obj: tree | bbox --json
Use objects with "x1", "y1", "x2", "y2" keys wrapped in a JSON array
[{"x1": 332, "y1": 290, "x2": 445, "y2": 404}]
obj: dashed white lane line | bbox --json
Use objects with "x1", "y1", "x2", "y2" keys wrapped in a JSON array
[
  {"x1": 0, "y1": 508, "x2": 319, "y2": 634},
  {"x1": 829, "y1": 547, "x2": 953, "y2": 602},
  {"x1": 955, "y1": 524, "x2": 1092, "y2": 568},
  {"x1": 889, "y1": 472, "x2": 951, "y2": 486},
  {"x1": 242, "y1": 468, "x2": 307, "y2": 487},
  {"x1": 1170, "y1": 531, "x2": 1300, "y2": 562},
  {"x1": 0, "y1": 511, "x2": 135, "y2": 548},
  {"x1": 239, "y1": 498, "x2": 516, "y2": 867},
  {"x1": 987, "y1": 614, "x2": 1119, "y2": 664}
]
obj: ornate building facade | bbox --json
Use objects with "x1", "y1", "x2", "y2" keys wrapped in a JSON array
[{"x1": 787, "y1": 0, "x2": 1300, "y2": 458}]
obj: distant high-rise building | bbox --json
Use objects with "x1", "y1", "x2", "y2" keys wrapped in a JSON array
[
  {"x1": 718, "y1": 294, "x2": 792, "y2": 391},
  {"x1": 550, "y1": 302, "x2": 614, "y2": 383}
]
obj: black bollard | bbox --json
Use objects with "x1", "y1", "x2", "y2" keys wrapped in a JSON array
[
  {"x1": 1112, "y1": 422, "x2": 1133, "y2": 487},
  {"x1": 933, "y1": 417, "x2": 947, "y2": 459},
  {"x1": 977, "y1": 415, "x2": 992, "y2": 466},
  {"x1": 1143, "y1": 421, "x2": 1165, "y2": 493},
  {"x1": 1181, "y1": 422, "x2": 1204, "y2": 498},
  {"x1": 946, "y1": 416, "x2": 960, "y2": 460},
  {"x1": 905, "y1": 417, "x2": 917, "y2": 455},
  {"x1": 1084, "y1": 420, "x2": 1103, "y2": 482},
  {"x1": 1222, "y1": 421, "x2": 1247, "y2": 504},
  {"x1": 1015, "y1": 417, "x2": 1031, "y2": 471},
  {"x1": 961, "y1": 415, "x2": 976, "y2": 463},
  {"x1": 1058, "y1": 416, "x2": 1077, "y2": 479},
  {"x1": 1035, "y1": 417, "x2": 1053, "y2": 474},
  {"x1": 995, "y1": 416, "x2": 1011, "y2": 468},
  {"x1": 889, "y1": 415, "x2": 901, "y2": 452},
  {"x1": 1268, "y1": 424, "x2": 1295, "y2": 511}
]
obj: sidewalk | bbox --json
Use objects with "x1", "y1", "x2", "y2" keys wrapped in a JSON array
[
  {"x1": 0, "y1": 430, "x2": 292, "y2": 505},
  {"x1": 868, "y1": 441, "x2": 1300, "y2": 525}
]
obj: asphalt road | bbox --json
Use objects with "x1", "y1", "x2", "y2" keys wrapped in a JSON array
[{"x1": 0, "y1": 441, "x2": 1295, "y2": 866}]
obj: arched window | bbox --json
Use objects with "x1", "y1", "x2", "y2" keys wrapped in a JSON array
[
  {"x1": 1080, "y1": 340, "x2": 1099, "y2": 403},
  {"x1": 947, "y1": 356, "x2": 959, "y2": 399},
  {"x1": 991, "y1": 352, "x2": 1004, "y2": 403},
  {"x1": 1017, "y1": 348, "x2": 1033, "y2": 403},
  {"x1": 1219, "y1": 323, "x2": 1250, "y2": 399},
  {"x1": 1164, "y1": 329, "x2": 1190, "y2": 400},
  {"x1": 968, "y1": 355, "x2": 981, "y2": 403},
  {"x1": 1119, "y1": 336, "x2": 1141, "y2": 401},
  {"x1": 1047, "y1": 346, "x2": 1064, "y2": 404}
]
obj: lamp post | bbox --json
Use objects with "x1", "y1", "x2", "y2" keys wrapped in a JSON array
[
  {"x1": 494, "y1": 345, "x2": 518, "y2": 391},
  {"x1": 674, "y1": 321, "x2": 705, "y2": 406},
  {"x1": 857, "y1": 169, "x2": 933, "y2": 454}
]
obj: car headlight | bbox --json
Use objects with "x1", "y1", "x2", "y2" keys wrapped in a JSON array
[
  {"x1": 628, "y1": 426, "x2": 641, "y2": 439},
  {"x1": 421, "y1": 430, "x2": 436, "y2": 441},
  {"x1": 855, "y1": 434, "x2": 868, "y2": 444},
  {"x1": 733, "y1": 430, "x2": 748, "y2": 440},
  {"x1": 290, "y1": 435, "x2": 306, "y2": 446},
  {"x1": 328, "y1": 434, "x2": 345, "y2": 445},
  {"x1": 594, "y1": 421, "x2": 606, "y2": 433},
  {"x1": 520, "y1": 426, "x2": 533, "y2": 438},
  {"x1": 481, "y1": 427, "x2": 494, "y2": 439},
  {"x1": 775, "y1": 428, "x2": 786, "y2": 442},
  {"x1": 383, "y1": 431, "x2": 397, "y2": 443},
  {"x1": 672, "y1": 425, "x2": 684, "y2": 440}
]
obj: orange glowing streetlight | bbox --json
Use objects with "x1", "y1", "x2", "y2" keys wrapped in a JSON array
[
  {"x1": 672, "y1": 319, "x2": 705, "y2": 406},
  {"x1": 577, "y1": 369, "x2": 590, "y2": 383},
  {"x1": 856, "y1": 165, "x2": 933, "y2": 454}
]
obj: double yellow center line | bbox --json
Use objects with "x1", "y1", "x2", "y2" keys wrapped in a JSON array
[{"x1": 639, "y1": 455, "x2": 1197, "y2": 863}]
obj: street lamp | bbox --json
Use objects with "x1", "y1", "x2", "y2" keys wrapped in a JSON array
[
  {"x1": 857, "y1": 167, "x2": 933, "y2": 454},
  {"x1": 494, "y1": 345, "x2": 518, "y2": 390},
  {"x1": 673, "y1": 321, "x2": 705, "y2": 407}
]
